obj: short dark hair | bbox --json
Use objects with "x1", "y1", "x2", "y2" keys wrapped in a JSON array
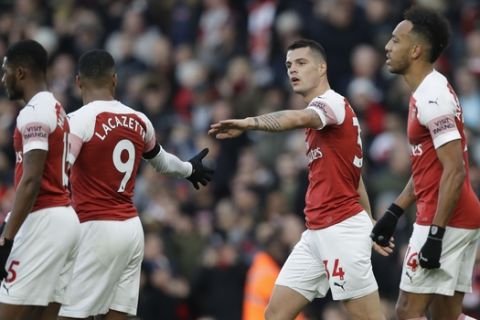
[
  {"x1": 404, "y1": 6, "x2": 451, "y2": 63},
  {"x1": 78, "y1": 49, "x2": 115, "y2": 79},
  {"x1": 287, "y1": 39, "x2": 327, "y2": 62},
  {"x1": 5, "y1": 40, "x2": 47, "y2": 76}
]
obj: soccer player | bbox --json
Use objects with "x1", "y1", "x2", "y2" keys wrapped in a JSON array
[
  {"x1": 209, "y1": 39, "x2": 391, "y2": 320},
  {"x1": 370, "y1": 6, "x2": 480, "y2": 320},
  {"x1": 57, "y1": 49, "x2": 213, "y2": 320},
  {"x1": 0, "y1": 40, "x2": 80, "y2": 320}
]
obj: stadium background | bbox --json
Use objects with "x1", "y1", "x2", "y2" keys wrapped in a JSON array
[{"x1": 0, "y1": 0, "x2": 479, "y2": 319}]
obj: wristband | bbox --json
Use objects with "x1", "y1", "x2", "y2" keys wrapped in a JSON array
[
  {"x1": 428, "y1": 225, "x2": 445, "y2": 240},
  {"x1": 386, "y1": 203, "x2": 404, "y2": 219}
]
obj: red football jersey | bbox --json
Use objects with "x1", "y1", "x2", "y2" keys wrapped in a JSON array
[
  {"x1": 303, "y1": 90, "x2": 364, "y2": 229},
  {"x1": 13, "y1": 91, "x2": 71, "y2": 212},
  {"x1": 407, "y1": 70, "x2": 480, "y2": 228},
  {"x1": 68, "y1": 100, "x2": 156, "y2": 222}
]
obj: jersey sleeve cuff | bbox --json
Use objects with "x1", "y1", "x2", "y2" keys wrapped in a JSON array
[
  {"x1": 306, "y1": 106, "x2": 326, "y2": 130},
  {"x1": 433, "y1": 131, "x2": 461, "y2": 149},
  {"x1": 23, "y1": 141, "x2": 48, "y2": 153}
]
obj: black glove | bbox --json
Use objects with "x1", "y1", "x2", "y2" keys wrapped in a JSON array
[
  {"x1": 419, "y1": 225, "x2": 444, "y2": 269},
  {"x1": 0, "y1": 238, "x2": 13, "y2": 280},
  {"x1": 370, "y1": 203, "x2": 404, "y2": 246},
  {"x1": 187, "y1": 148, "x2": 214, "y2": 189}
]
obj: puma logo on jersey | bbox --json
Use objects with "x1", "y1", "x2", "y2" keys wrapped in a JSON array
[
  {"x1": 307, "y1": 147, "x2": 323, "y2": 164},
  {"x1": 2, "y1": 282, "x2": 10, "y2": 295},
  {"x1": 334, "y1": 281, "x2": 346, "y2": 291},
  {"x1": 409, "y1": 144, "x2": 423, "y2": 156},
  {"x1": 428, "y1": 98, "x2": 438, "y2": 105},
  {"x1": 405, "y1": 271, "x2": 413, "y2": 283}
]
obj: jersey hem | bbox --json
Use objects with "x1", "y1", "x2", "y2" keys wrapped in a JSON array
[
  {"x1": 414, "y1": 220, "x2": 480, "y2": 229},
  {"x1": 306, "y1": 207, "x2": 365, "y2": 230},
  {"x1": 110, "y1": 303, "x2": 137, "y2": 316},
  {"x1": 332, "y1": 283, "x2": 378, "y2": 301},
  {"x1": 400, "y1": 284, "x2": 454, "y2": 296},
  {"x1": 78, "y1": 214, "x2": 138, "y2": 223},
  {"x1": 0, "y1": 295, "x2": 64, "y2": 306}
]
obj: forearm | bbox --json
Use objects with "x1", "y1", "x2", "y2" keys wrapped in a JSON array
[
  {"x1": 432, "y1": 168, "x2": 465, "y2": 227},
  {"x1": 148, "y1": 148, "x2": 193, "y2": 178},
  {"x1": 357, "y1": 176, "x2": 372, "y2": 220},
  {"x1": 394, "y1": 176, "x2": 416, "y2": 209},
  {"x1": 247, "y1": 110, "x2": 314, "y2": 132},
  {"x1": 4, "y1": 178, "x2": 40, "y2": 239}
]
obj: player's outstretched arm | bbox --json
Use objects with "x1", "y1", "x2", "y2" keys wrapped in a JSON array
[
  {"x1": 209, "y1": 109, "x2": 323, "y2": 139},
  {"x1": 145, "y1": 145, "x2": 213, "y2": 189}
]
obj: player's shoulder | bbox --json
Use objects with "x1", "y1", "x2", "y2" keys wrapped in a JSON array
[
  {"x1": 315, "y1": 89, "x2": 345, "y2": 105},
  {"x1": 413, "y1": 70, "x2": 449, "y2": 103},
  {"x1": 28, "y1": 91, "x2": 58, "y2": 107},
  {"x1": 308, "y1": 90, "x2": 341, "y2": 109},
  {"x1": 70, "y1": 100, "x2": 138, "y2": 118},
  {"x1": 414, "y1": 71, "x2": 456, "y2": 116},
  {"x1": 18, "y1": 91, "x2": 58, "y2": 125}
]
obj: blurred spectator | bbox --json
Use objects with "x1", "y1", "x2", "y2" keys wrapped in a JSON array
[
  {"x1": 190, "y1": 241, "x2": 247, "y2": 320},
  {"x1": 454, "y1": 65, "x2": 480, "y2": 133},
  {"x1": 242, "y1": 216, "x2": 304, "y2": 320}
]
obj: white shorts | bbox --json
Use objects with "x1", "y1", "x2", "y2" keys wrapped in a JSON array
[
  {"x1": 400, "y1": 223, "x2": 480, "y2": 296},
  {"x1": 276, "y1": 211, "x2": 378, "y2": 301},
  {"x1": 59, "y1": 216, "x2": 144, "y2": 318},
  {"x1": 0, "y1": 206, "x2": 80, "y2": 306}
]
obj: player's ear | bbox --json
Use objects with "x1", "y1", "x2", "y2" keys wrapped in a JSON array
[
  {"x1": 75, "y1": 75, "x2": 82, "y2": 89},
  {"x1": 411, "y1": 43, "x2": 423, "y2": 60},
  {"x1": 319, "y1": 61, "x2": 327, "y2": 77},
  {"x1": 16, "y1": 66, "x2": 26, "y2": 80},
  {"x1": 112, "y1": 73, "x2": 117, "y2": 88}
]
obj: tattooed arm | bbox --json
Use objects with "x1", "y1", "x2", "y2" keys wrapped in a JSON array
[{"x1": 209, "y1": 109, "x2": 322, "y2": 139}]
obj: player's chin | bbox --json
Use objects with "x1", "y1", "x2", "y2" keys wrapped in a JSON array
[
  {"x1": 292, "y1": 86, "x2": 305, "y2": 95},
  {"x1": 386, "y1": 64, "x2": 400, "y2": 74}
]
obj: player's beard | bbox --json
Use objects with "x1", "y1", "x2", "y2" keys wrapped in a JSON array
[
  {"x1": 6, "y1": 78, "x2": 22, "y2": 101},
  {"x1": 387, "y1": 58, "x2": 410, "y2": 75}
]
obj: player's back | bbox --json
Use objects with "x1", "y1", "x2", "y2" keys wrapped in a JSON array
[{"x1": 68, "y1": 100, "x2": 155, "y2": 222}]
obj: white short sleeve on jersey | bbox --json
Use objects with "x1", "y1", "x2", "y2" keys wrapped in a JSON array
[
  {"x1": 68, "y1": 108, "x2": 96, "y2": 142},
  {"x1": 136, "y1": 112, "x2": 156, "y2": 153},
  {"x1": 66, "y1": 107, "x2": 96, "y2": 165},
  {"x1": 306, "y1": 90, "x2": 346, "y2": 130},
  {"x1": 17, "y1": 97, "x2": 58, "y2": 153},
  {"x1": 415, "y1": 77, "x2": 461, "y2": 149}
]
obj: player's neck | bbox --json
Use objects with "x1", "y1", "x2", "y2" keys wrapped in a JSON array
[
  {"x1": 403, "y1": 62, "x2": 434, "y2": 92},
  {"x1": 82, "y1": 89, "x2": 115, "y2": 105},
  {"x1": 22, "y1": 80, "x2": 48, "y2": 103},
  {"x1": 304, "y1": 83, "x2": 331, "y2": 104}
]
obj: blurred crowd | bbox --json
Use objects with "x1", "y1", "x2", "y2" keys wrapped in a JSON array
[{"x1": 0, "y1": 0, "x2": 479, "y2": 319}]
